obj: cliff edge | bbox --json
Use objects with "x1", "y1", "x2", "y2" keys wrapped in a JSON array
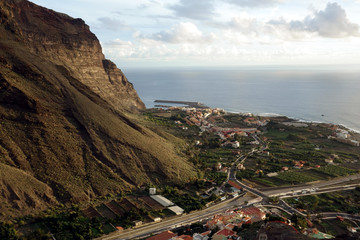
[
  {"x1": 0, "y1": 0, "x2": 195, "y2": 219},
  {"x1": 1, "y1": 0, "x2": 145, "y2": 112}
]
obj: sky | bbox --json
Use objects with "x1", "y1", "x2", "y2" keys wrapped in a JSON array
[{"x1": 30, "y1": 0, "x2": 360, "y2": 68}]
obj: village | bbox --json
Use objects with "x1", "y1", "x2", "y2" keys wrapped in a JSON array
[
  {"x1": 132, "y1": 104, "x2": 360, "y2": 240},
  {"x1": 73, "y1": 104, "x2": 360, "y2": 239}
]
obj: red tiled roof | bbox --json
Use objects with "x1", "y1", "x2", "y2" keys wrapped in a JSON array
[
  {"x1": 225, "y1": 223, "x2": 235, "y2": 230},
  {"x1": 240, "y1": 207, "x2": 265, "y2": 220},
  {"x1": 228, "y1": 180, "x2": 242, "y2": 190},
  {"x1": 214, "y1": 228, "x2": 235, "y2": 237},
  {"x1": 146, "y1": 231, "x2": 177, "y2": 240},
  {"x1": 178, "y1": 235, "x2": 193, "y2": 240},
  {"x1": 201, "y1": 230, "x2": 211, "y2": 236}
]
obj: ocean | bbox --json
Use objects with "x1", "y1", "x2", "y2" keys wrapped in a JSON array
[{"x1": 124, "y1": 66, "x2": 360, "y2": 132}]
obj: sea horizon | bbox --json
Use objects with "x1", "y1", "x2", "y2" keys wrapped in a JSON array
[{"x1": 125, "y1": 66, "x2": 360, "y2": 132}]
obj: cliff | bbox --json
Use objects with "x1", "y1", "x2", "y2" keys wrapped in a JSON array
[
  {"x1": 1, "y1": 0, "x2": 145, "y2": 112},
  {"x1": 0, "y1": 0, "x2": 195, "y2": 219}
]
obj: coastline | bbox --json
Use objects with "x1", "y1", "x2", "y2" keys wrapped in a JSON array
[
  {"x1": 220, "y1": 109, "x2": 360, "y2": 134},
  {"x1": 149, "y1": 101, "x2": 360, "y2": 134}
]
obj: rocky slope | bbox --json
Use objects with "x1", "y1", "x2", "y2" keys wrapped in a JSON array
[
  {"x1": 0, "y1": 0, "x2": 195, "y2": 219},
  {"x1": 1, "y1": 0, "x2": 145, "y2": 112}
]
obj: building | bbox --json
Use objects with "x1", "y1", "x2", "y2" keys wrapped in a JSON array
[
  {"x1": 212, "y1": 228, "x2": 236, "y2": 240},
  {"x1": 153, "y1": 217, "x2": 162, "y2": 222},
  {"x1": 281, "y1": 167, "x2": 289, "y2": 171},
  {"x1": 218, "y1": 167, "x2": 228, "y2": 173},
  {"x1": 149, "y1": 188, "x2": 156, "y2": 195},
  {"x1": 193, "y1": 232, "x2": 210, "y2": 240},
  {"x1": 294, "y1": 161, "x2": 305, "y2": 169},
  {"x1": 240, "y1": 207, "x2": 266, "y2": 223},
  {"x1": 151, "y1": 195, "x2": 174, "y2": 207},
  {"x1": 228, "y1": 180, "x2": 242, "y2": 191},
  {"x1": 237, "y1": 163, "x2": 245, "y2": 170},
  {"x1": 267, "y1": 172, "x2": 278, "y2": 177},
  {"x1": 168, "y1": 205, "x2": 185, "y2": 215},
  {"x1": 172, "y1": 235, "x2": 193, "y2": 240},
  {"x1": 133, "y1": 220, "x2": 142, "y2": 227},
  {"x1": 146, "y1": 231, "x2": 177, "y2": 240},
  {"x1": 232, "y1": 141, "x2": 240, "y2": 148},
  {"x1": 336, "y1": 129, "x2": 349, "y2": 139},
  {"x1": 230, "y1": 187, "x2": 241, "y2": 193},
  {"x1": 350, "y1": 140, "x2": 360, "y2": 147},
  {"x1": 216, "y1": 162, "x2": 222, "y2": 171},
  {"x1": 325, "y1": 159, "x2": 333, "y2": 164}
]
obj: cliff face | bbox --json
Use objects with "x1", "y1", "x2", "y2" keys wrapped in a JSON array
[
  {"x1": 0, "y1": 0, "x2": 195, "y2": 219},
  {"x1": 1, "y1": 0, "x2": 145, "y2": 112}
]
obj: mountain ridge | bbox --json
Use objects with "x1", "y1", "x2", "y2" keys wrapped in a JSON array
[{"x1": 0, "y1": 0, "x2": 195, "y2": 220}]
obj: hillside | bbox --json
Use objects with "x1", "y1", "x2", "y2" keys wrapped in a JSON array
[{"x1": 0, "y1": 0, "x2": 195, "y2": 219}]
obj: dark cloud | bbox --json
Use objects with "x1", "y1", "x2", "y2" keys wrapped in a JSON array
[
  {"x1": 98, "y1": 17, "x2": 130, "y2": 31},
  {"x1": 225, "y1": 0, "x2": 282, "y2": 7},
  {"x1": 269, "y1": 2, "x2": 359, "y2": 38},
  {"x1": 168, "y1": 0, "x2": 215, "y2": 20}
]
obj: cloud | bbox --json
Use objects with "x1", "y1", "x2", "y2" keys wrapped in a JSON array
[
  {"x1": 211, "y1": 2, "x2": 360, "y2": 44},
  {"x1": 269, "y1": 2, "x2": 360, "y2": 38},
  {"x1": 224, "y1": 0, "x2": 283, "y2": 8},
  {"x1": 104, "y1": 39, "x2": 134, "y2": 47},
  {"x1": 97, "y1": 17, "x2": 130, "y2": 31},
  {"x1": 229, "y1": 16, "x2": 262, "y2": 36},
  {"x1": 137, "y1": 22, "x2": 216, "y2": 44},
  {"x1": 168, "y1": 0, "x2": 215, "y2": 20}
]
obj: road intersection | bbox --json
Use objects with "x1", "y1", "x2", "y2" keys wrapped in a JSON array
[{"x1": 99, "y1": 134, "x2": 360, "y2": 240}]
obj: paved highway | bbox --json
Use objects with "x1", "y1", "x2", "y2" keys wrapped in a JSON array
[
  {"x1": 263, "y1": 174, "x2": 360, "y2": 197},
  {"x1": 98, "y1": 133, "x2": 360, "y2": 239},
  {"x1": 98, "y1": 194, "x2": 254, "y2": 240}
]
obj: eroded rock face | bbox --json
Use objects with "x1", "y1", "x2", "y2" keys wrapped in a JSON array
[
  {"x1": 1, "y1": 0, "x2": 145, "y2": 112},
  {"x1": 0, "y1": 0, "x2": 195, "y2": 219}
]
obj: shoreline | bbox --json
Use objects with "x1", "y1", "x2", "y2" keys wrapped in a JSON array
[
  {"x1": 149, "y1": 102, "x2": 360, "y2": 134},
  {"x1": 221, "y1": 109, "x2": 360, "y2": 134}
]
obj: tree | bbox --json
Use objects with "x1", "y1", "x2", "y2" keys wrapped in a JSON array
[{"x1": 0, "y1": 222, "x2": 18, "y2": 240}]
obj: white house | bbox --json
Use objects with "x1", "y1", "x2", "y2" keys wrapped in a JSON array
[
  {"x1": 149, "y1": 188, "x2": 156, "y2": 195},
  {"x1": 232, "y1": 141, "x2": 240, "y2": 148}
]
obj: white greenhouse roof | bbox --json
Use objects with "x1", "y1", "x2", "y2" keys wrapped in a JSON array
[
  {"x1": 150, "y1": 195, "x2": 174, "y2": 207},
  {"x1": 168, "y1": 205, "x2": 184, "y2": 215}
]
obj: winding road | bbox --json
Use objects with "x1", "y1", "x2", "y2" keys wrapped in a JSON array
[{"x1": 98, "y1": 134, "x2": 360, "y2": 240}]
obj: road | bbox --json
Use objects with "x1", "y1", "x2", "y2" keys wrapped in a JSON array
[
  {"x1": 226, "y1": 134, "x2": 268, "y2": 198},
  {"x1": 227, "y1": 134, "x2": 360, "y2": 200},
  {"x1": 263, "y1": 174, "x2": 360, "y2": 198},
  {"x1": 225, "y1": 134, "x2": 360, "y2": 219},
  {"x1": 98, "y1": 194, "x2": 254, "y2": 240},
  {"x1": 318, "y1": 212, "x2": 360, "y2": 221},
  {"x1": 99, "y1": 133, "x2": 360, "y2": 239}
]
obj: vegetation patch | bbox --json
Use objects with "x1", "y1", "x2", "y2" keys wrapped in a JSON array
[{"x1": 285, "y1": 188, "x2": 360, "y2": 214}]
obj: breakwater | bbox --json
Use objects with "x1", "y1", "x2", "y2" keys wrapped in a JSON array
[{"x1": 154, "y1": 100, "x2": 209, "y2": 109}]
